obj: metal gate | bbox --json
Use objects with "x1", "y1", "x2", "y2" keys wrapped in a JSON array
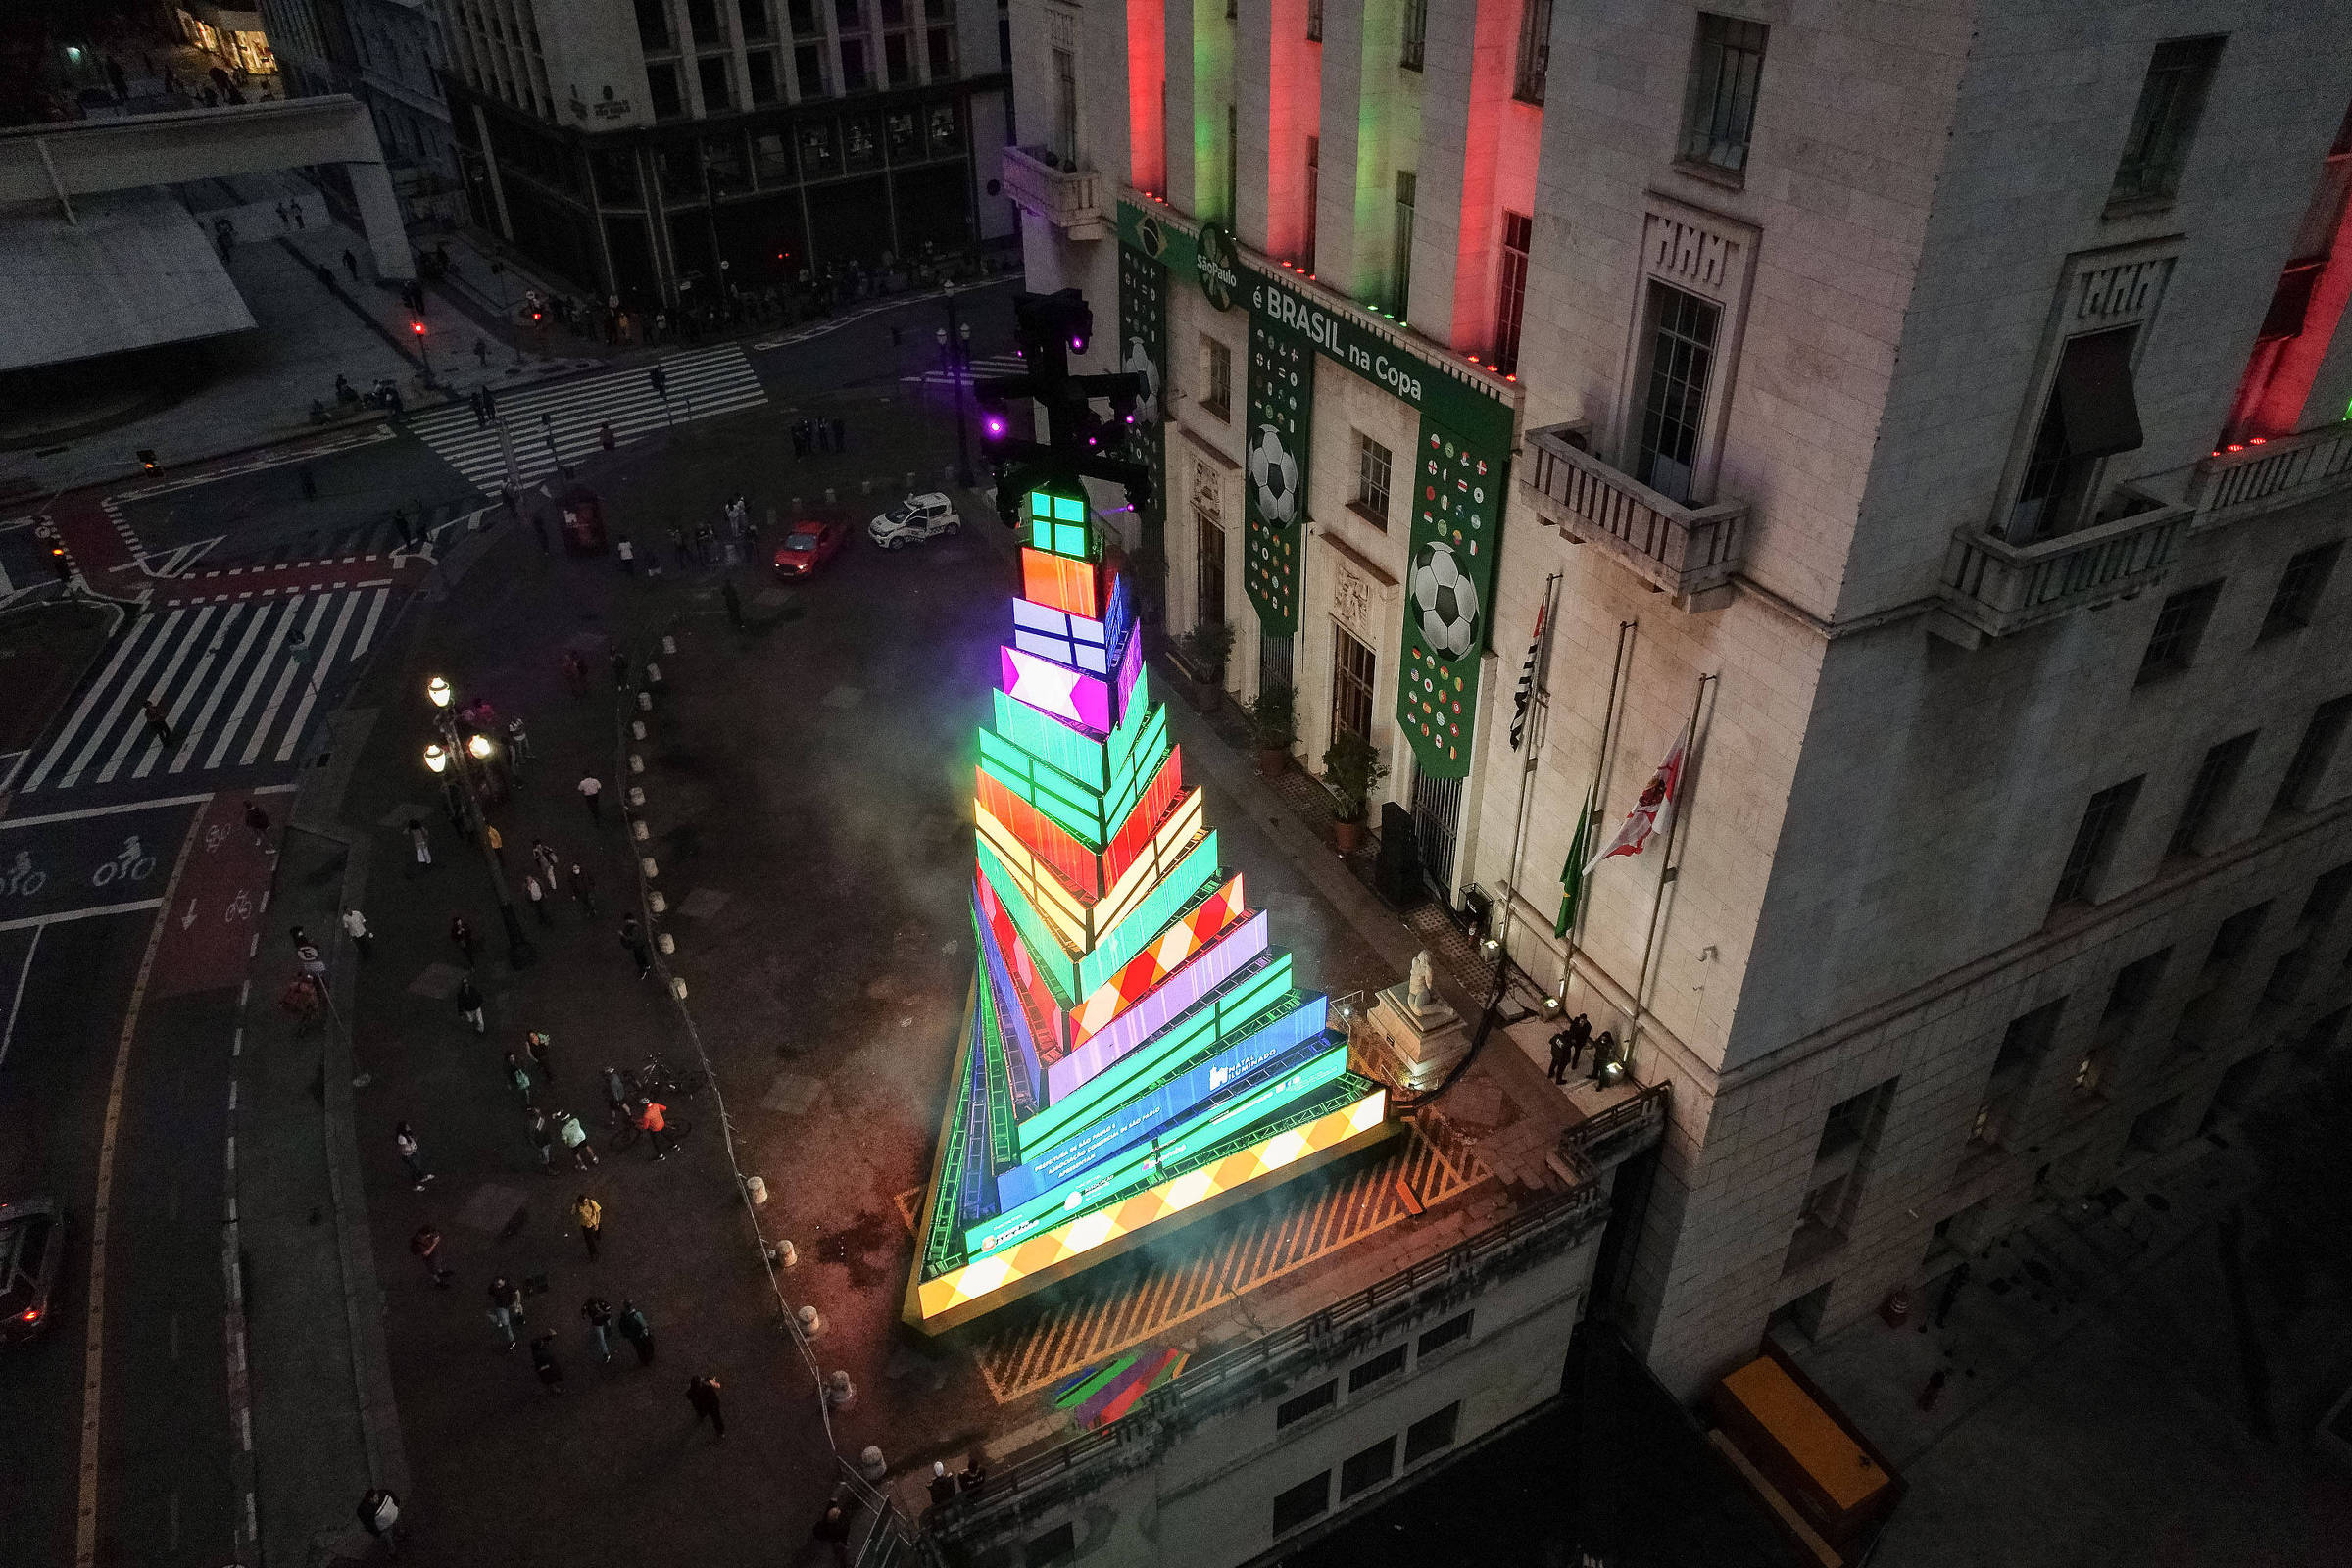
[
  {"x1": 1259, "y1": 633, "x2": 1293, "y2": 693},
  {"x1": 1411, "y1": 769, "x2": 1464, "y2": 899}
]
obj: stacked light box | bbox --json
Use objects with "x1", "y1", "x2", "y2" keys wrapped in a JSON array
[{"x1": 906, "y1": 483, "x2": 1391, "y2": 1332}]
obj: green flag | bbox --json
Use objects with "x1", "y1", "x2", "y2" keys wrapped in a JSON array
[{"x1": 1555, "y1": 780, "x2": 1596, "y2": 937}]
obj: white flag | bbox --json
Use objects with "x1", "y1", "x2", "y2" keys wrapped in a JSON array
[{"x1": 1586, "y1": 729, "x2": 1687, "y2": 874}]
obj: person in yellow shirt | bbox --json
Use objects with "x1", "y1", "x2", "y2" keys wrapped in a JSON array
[{"x1": 574, "y1": 1194, "x2": 603, "y2": 1259}]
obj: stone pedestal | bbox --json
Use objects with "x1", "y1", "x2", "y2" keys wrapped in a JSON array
[{"x1": 1369, "y1": 982, "x2": 1471, "y2": 1093}]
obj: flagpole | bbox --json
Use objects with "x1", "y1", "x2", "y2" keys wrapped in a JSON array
[
  {"x1": 1494, "y1": 573, "x2": 1561, "y2": 956},
  {"x1": 1624, "y1": 671, "x2": 1717, "y2": 1074},
  {"x1": 1558, "y1": 619, "x2": 1637, "y2": 1001}
]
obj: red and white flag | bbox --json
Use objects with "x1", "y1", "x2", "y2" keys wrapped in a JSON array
[{"x1": 1585, "y1": 728, "x2": 1687, "y2": 873}]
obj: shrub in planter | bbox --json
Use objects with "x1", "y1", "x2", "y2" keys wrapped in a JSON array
[
  {"x1": 1248, "y1": 682, "x2": 1296, "y2": 777},
  {"x1": 1182, "y1": 621, "x2": 1235, "y2": 710},
  {"x1": 1321, "y1": 731, "x2": 1388, "y2": 853}
]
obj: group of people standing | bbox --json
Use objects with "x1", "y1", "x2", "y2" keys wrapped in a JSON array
[{"x1": 1546, "y1": 1013, "x2": 1618, "y2": 1085}]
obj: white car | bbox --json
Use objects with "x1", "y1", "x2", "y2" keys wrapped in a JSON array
[{"x1": 867, "y1": 493, "x2": 961, "y2": 549}]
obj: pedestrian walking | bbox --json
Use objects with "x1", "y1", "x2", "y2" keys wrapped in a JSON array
[
  {"x1": 469, "y1": 387, "x2": 488, "y2": 429},
  {"x1": 410, "y1": 1224, "x2": 454, "y2": 1286},
  {"x1": 723, "y1": 576, "x2": 745, "y2": 629},
  {"x1": 484, "y1": 822, "x2": 508, "y2": 865},
  {"x1": 245, "y1": 799, "x2": 272, "y2": 847},
  {"x1": 456, "y1": 975, "x2": 486, "y2": 1034},
  {"x1": 487, "y1": 1276, "x2": 525, "y2": 1348},
  {"x1": 395, "y1": 1123, "x2": 434, "y2": 1189},
  {"x1": 574, "y1": 1192, "x2": 604, "y2": 1258},
  {"x1": 1917, "y1": 1366, "x2": 1949, "y2": 1412},
  {"x1": 581, "y1": 1296, "x2": 614, "y2": 1361},
  {"x1": 813, "y1": 1503, "x2": 853, "y2": 1567},
  {"x1": 1546, "y1": 1029, "x2": 1572, "y2": 1085},
  {"x1": 275, "y1": 201, "x2": 288, "y2": 228},
  {"x1": 599, "y1": 420, "x2": 616, "y2": 451},
  {"x1": 357, "y1": 1488, "x2": 402, "y2": 1555},
  {"x1": 791, "y1": 422, "x2": 808, "y2": 460},
  {"x1": 507, "y1": 713, "x2": 531, "y2": 762},
  {"x1": 569, "y1": 863, "x2": 600, "y2": 918},
  {"x1": 340, "y1": 247, "x2": 360, "y2": 282},
  {"x1": 523, "y1": 872, "x2": 552, "y2": 925},
  {"x1": 408, "y1": 817, "x2": 433, "y2": 870},
  {"x1": 563, "y1": 650, "x2": 589, "y2": 695},
  {"x1": 635, "y1": 1099, "x2": 672, "y2": 1160},
  {"x1": 342, "y1": 906, "x2": 374, "y2": 959},
  {"x1": 525, "y1": 1029, "x2": 557, "y2": 1084},
  {"x1": 142, "y1": 698, "x2": 177, "y2": 750},
  {"x1": 532, "y1": 838, "x2": 561, "y2": 887},
  {"x1": 831, "y1": 416, "x2": 847, "y2": 452},
  {"x1": 578, "y1": 775, "x2": 604, "y2": 823},
  {"x1": 604, "y1": 1066, "x2": 631, "y2": 1126},
  {"x1": 616, "y1": 536, "x2": 636, "y2": 575},
  {"x1": 928, "y1": 1462, "x2": 956, "y2": 1507},
  {"x1": 619, "y1": 914, "x2": 653, "y2": 979},
  {"x1": 505, "y1": 1051, "x2": 535, "y2": 1104},
  {"x1": 530, "y1": 509, "x2": 551, "y2": 553},
  {"x1": 472, "y1": 334, "x2": 489, "y2": 367},
  {"x1": 695, "y1": 521, "x2": 716, "y2": 565},
  {"x1": 617, "y1": 1300, "x2": 654, "y2": 1365},
  {"x1": 293, "y1": 202, "x2": 306, "y2": 230},
  {"x1": 670, "y1": 522, "x2": 690, "y2": 567},
  {"x1": 531, "y1": 1333, "x2": 565, "y2": 1393},
  {"x1": 557, "y1": 1108, "x2": 598, "y2": 1168},
  {"x1": 611, "y1": 648, "x2": 631, "y2": 689},
  {"x1": 527, "y1": 1107, "x2": 555, "y2": 1169},
  {"x1": 450, "y1": 913, "x2": 477, "y2": 968},
  {"x1": 686, "y1": 1375, "x2": 726, "y2": 1438}
]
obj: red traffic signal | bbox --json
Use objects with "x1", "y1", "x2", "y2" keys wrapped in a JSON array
[{"x1": 411, "y1": 320, "x2": 427, "y2": 336}]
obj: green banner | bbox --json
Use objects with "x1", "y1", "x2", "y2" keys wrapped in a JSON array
[
  {"x1": 1397, "y1": 418, "x2": 1508, "y2": 778},
  {"x1": 1117, "y1": 244, "x2": 1169, "y2": 579},
  {"x1": 1244, "y1": 304, "x2": 1314, "y2": 635}
]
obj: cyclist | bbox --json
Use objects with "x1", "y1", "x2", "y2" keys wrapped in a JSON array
[
  {"x1": 635, "y1": 1098, "x2": 672, "y2": 1161},
  {"x1": 604, "y1": 1066, "x2": 631, "y2": 1125}
]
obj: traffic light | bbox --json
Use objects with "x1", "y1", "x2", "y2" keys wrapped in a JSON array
[
  {"x1": 970, "y1": 289, "x2": 1152, "y2": 518},
  {"x1": 48, "y1": 543, "x2": 70, "y2": 583},
  {"x1": 411, "y1": 320, "x2": 427, "y2": 338},
  {"x1": 136, "y1": 449, "x2": 157, "y2": 472},
  {"x1": 649, "y1": 365, "x2": 668, "y2": 398}
]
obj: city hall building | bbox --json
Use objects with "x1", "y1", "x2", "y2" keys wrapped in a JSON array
[{"x1": 1005, "y1": 0, "x2": 2352, "y2": 1546}]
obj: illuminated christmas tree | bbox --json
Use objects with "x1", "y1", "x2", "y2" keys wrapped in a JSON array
[{"x1": 906, "y1": 481, "x2": 1392, "y2": 1331}]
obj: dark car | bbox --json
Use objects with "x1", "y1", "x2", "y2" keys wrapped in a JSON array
[
  {"x1": 772, "y1": 519, "x2": 847, "y2": 579},
  {"x1": 0, "y1": 1198, "x2": 64, "y2": 1345}
]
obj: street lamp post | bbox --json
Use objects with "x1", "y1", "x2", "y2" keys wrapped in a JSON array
[
  {"x1": 940, "y1": 295, "x2": 976, "y2": 489},
  {"x1": 411, "y1": 318, "x2": 436, "y2": 389},
  {"x1": 425, "y1": 675, "x2": 536, "y2": 969}
]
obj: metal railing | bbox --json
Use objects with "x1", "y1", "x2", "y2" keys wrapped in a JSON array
[
  {"x1": 1551, "y1": 1080, "x2": 1670, "y2": 1185},
  {"x1": 921, "y1": 1175, "x2": 1612, "y2": 1544},
  {"x1": 1938, "y1": 496, "x2": 2188, "y2": 639},
  {"x1": 999, "y1": 145, "x2": 1109, "y2": 238},
  {"x1": 1522, "y1": 422, "x2": 1747, "y2": 603}
]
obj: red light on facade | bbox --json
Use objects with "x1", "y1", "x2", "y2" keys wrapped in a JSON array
[
  {"x1": 2249, "y1": 436, "x2": 2268, "y2": 444},
  {"x1": 2226, "y1": 443, "x2": 2245, "y2": 452},
  {"x1": 1505, "y1": 374, "x2": 1517, "y2": 382}
]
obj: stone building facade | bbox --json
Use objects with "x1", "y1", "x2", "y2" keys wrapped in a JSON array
[{"x1": 1011, "y1": 0, "x2": 2352, "y2": 1419}]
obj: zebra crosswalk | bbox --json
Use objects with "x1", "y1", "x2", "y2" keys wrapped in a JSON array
[
  {"x1": 406, "y1": 346, "x2": 767, "y2": 492},
  {"x1": 902, "y1": 354, "x2": 1027, "y2": 389},
  {"x1": 10, "y1": 586, "x2": 391, "y2": 795}
]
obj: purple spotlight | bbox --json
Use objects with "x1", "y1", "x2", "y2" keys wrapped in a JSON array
[{"x1": 986, "y1": 416, "x2": 1006, "y2": 437}]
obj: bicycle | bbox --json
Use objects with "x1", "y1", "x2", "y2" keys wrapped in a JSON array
[
  {"x1": 609, "y1": 1113, "x2": 692, "y2": 1154},
  {"x1": 633, "y1": 1053, "x2": 705, "y2": 1102}
]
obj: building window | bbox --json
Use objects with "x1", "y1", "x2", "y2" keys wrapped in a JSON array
[
  {"x1": 1348, "y1": 1341, "x2": 1406, "y2": 1394},
  {"x1": 687, "y1": 0, "x2": 724, "y2": 45},
  {"x1": 1050, "y1": 45, "x2": 1077, "y2": 166},
  {"x1": 1416, "y1": 1311, "x2": 1472, "y2": 1357},
  {"x1": 1512, "y1": 0, "x2": 1551, "y2": 103},
  {"x1": 1197, "y1": 511, "x2": 1227, "y2": 628},
  {"x1": 1633, "y1": 282, "x2": 1721, "y2": 505},
  {"x1": 2102, "y1": 949, "x2": 2170, "y2": 1031},
  {"x1": 1305, "y1": 0, "x2": 1321, "y2": 42},
  {"x1": 1025, "y1": 1522, "x2": 1076, "y2": 1565},
  {"x1": 1274, "y1": 1379, "x2": 1335, "y2": 1429},
  {"x1": 1997, "y1": 999, "x2": 2065, "y2": 1072},
  {"x1": 884, "y1": 31, "x2": 912, "y2": 84},
  {"x1": 2169, "y1": 731, "x2": 2256, "y2": 857},
  {"x1": 647, "y1": 61, "x2": 685, "y2": 118},
  {"x1": 2072, "y1": 1046, "x2": 2111, "y2": 1099},
  {"x1": 1679, "y1": 14, "x2": 1768, "y2": 173},
  {"x1": 1354, "y1": 432, "x2": 1392, "y2": 525},
  {"x1": 1392, "y1": 171, "x2": 1416, "y2": 315},
  {"x1": 1331, "y1": 630, "x2": 1376, "y2": 748},
  {"x1": 2206, "y1": 903, "x2": 2269, "y2": 971},
  {"x1": 795, "y1": 43, "x2": 826, "y2": 95},
  {"x1": 928, "y1": 21, "x2": 956, "y2": 76},
  {"x1": 1494, "y1": 210, "x2": 1532, "y2": 374},
  {"x1": 841, "y1": 37, "x2": 870, "y2": 90},
  {"x1": 1339, "y1": 1436, "x2": 1396, "y2": 1499},
  {"x1": 2109, "y1": 36, "x2": 2225, "y2": 209},
  {"x1": 2262, "y1": 946, "x2": 2311, "y2": 1007},
  {"x1": 739, "y1": 0, "x2": 771, "y2": 38},
  {"x1": 2275, "y1": 696, "x2": 2352, "y2": 814},
  {"x1": 1201, "y1": 336, "x2": 1231, "y2": 420},
  {"x1": 747, "y1": 49, "x2": 779, "y2": 101},
  {"x1": 2258, "y1": 541, "x2": 2340, "y2": 641},
  {"x1": 2136, "y1": 581, "x2": 2220, "y2": 684},
  {"x1": 2008, "y1": 327, "x2": 2144, "y2": 542},
  {"x1": 2298, "y1": 862, "x2": 2352, "y2": 931},
  {"x1": 635, "y1": 0, "x2": 672, "y2": 51},
  {"x1": 1404, "y1": 1402, "x2": 1460, "y2": 1465},
  {"x1": 698, "y1": 54, "x2": 733, "y2": 109},
  {"x1": 2052, "y1": 776, "x2": 2142, "y2": 908},
  {"x1": 788, "y1": 0, "x2": 820, "y2": 34},
  {"x1": 1271, "y1": 1472, "x2": 1330, "y2": 1537},
  {"x1": 1400, "y1": 0, "x2": 1425, "y2": 70},
  {"x1": 1302, "y1": 136, "x2": 1319, "y2": 272}
]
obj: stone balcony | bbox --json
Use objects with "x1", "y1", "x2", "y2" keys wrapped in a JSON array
[
  {"x1": 998, "y1": 144, "x2": 1110, "y2": 240},
  {"x1": 2132, "y1": 417, "x2": 2352, "y2": 532},
  {"x1": 1936, "y1": 493, "x2": 2191, "y2": 641},
  {"x1": 1520, "y1": 422, "x2": 1749, "y2": 608}
]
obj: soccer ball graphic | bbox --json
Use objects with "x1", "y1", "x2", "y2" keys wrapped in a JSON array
[
  {"x1": 1410, "y1": 541, "x2": 1481, "y2": 660},
  {"x1": 1123, "y1": 337, "x2": 1159, "y2": 422},
  {"x1": 1248, "y1": 425, "x2": 1299, "y2": 524}
]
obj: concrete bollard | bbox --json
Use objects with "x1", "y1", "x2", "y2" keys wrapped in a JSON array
[
  {"x1": 636, "y1": 690, "x2": 652, "y2": 710},
  {"x1": 631, "y1": 719, "x2": 647, "y2": 740},
  {"x1": 627, "y1": 786, "x2": 645, "y2": 807},
  {"x1": 905, "y1": 470, "x2": 915, "y2": 492},
  {"x1": 944, "y1": 465, "x2": 956, "y2": 487},
  {"x1": 745, "y1": 1175, "x2": 768, "y2": 1205},
  {"x1": 628, "y1": 753, "x2": 646, "y2": 774},
  {"x1": 790, "y1": 497, "x2": 801, "y2": 513},
  {"x1": 823, "y1": 487, "x2": 836, "y2": 504},
  {"x1": 826, "y1": 1370, "x2": 856, "y2": 1411},
  {"x1": 632, "y1": 819, "x2": 650, "y2": 841},
  {"x1": 641, "y1": 858, "x2": 660, "y2": 880},
  {"x1": 858, "y1": 477, "x2": 871, "y2": 496},
  {"x1": 648, "y1": 891, "x2": 666, "y2": 914},
  {"x1": 797, "y1": 1304, "x2": 823, "y2": 1338},
  {"x1": 669, "y1": 976, "x2": 689, "y2": 1000},
  {"x1": 858, "y1": 1446, "x2": 887, "y2": 1483},
  {"x1": 645, "y1": 662, "x2": 663, "y2": 686},
  {"x1": 657, "y1": 932, "x2": 674, "y2": 955},
  {"x1": 662, "y1": 634, "x2": 677, "y2": 655},
  {"x1": 776, "y1": 1239, "x2": 797, "y2": 1267}
]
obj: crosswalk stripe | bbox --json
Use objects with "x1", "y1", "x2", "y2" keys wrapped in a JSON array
[
  {"x1": 239, "y1": 596, "x2": 328, "y2": 767},
  {"x1": 101, "y1": 603, "x2": 216, "y2": 785},
  {"x1": 347, "y1": 585, "x2": 389, "y2": 663},
  {"x1": 21, "y1": 617, "x2": 156, "y2": 793},
  {"x1": 203, "y1": 598, "x2": 300, "y2": 773},
  {"x1": 59, "y1": 609, "x2": 183, "y2": 790},
  {"x1": 273, "y1": 592, "x2": 360, "y2": 763},
  {"x1": 171, "y1": 603, "x2": 267, "y2": 777},
  {"x1": 408, "y1": 347, "x2": 765, "y2": 491}
]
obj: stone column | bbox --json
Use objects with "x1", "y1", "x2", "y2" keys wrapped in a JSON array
[{"x1": 345, "y1": 157, "x2": 417, "y2": 279}]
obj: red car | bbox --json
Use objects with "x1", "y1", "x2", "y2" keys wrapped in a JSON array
[{"x1": 773, "y1": 519, "x2": 847, "y2": 578}]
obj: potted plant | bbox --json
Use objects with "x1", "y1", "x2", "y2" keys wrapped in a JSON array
[
  {"x1": 1182, "y1": 621, "x2": 1234, "y2": 712},
  {"x1": 1248, "y1": 682, "x2": 1297, "y2": 778},
  {"x1": 1322, "y1": 731, "x2": 1389, "y2": 855}
]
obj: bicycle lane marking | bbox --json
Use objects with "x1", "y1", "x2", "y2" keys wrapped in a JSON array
[
  {"x1": 0, "y1": 796, "x2": 219, "y2": 928},
  {"x1": 149, "y1": 793, "x2": 279, "y2": 1000}
]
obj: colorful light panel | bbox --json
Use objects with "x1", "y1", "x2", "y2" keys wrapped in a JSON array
[{"x1": 908, "y1": 485, "x2": 1393, "y2": 1332}]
